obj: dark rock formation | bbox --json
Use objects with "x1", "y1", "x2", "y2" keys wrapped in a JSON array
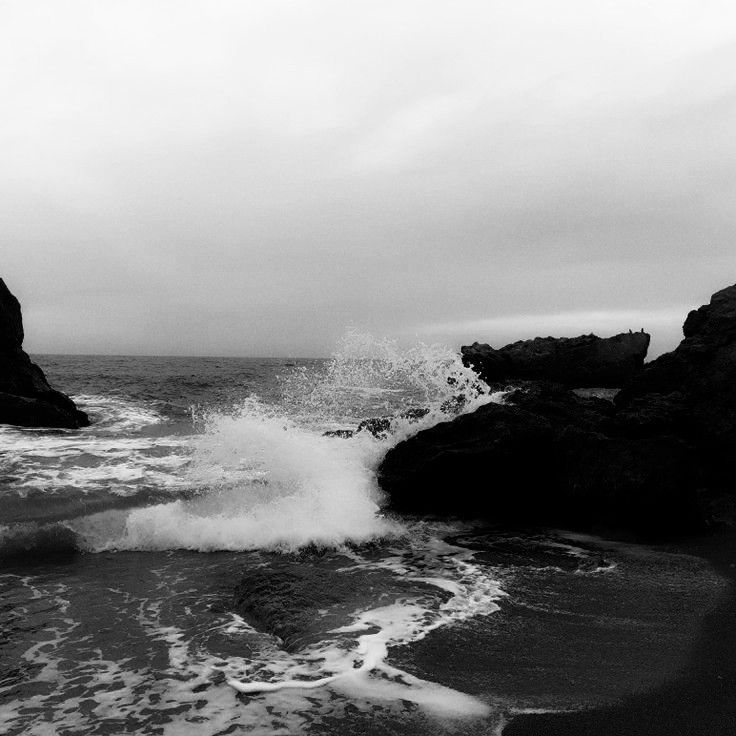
[
  {"x1": 616, "y1": 283, "x2": 736, "y2": 490},
  {"x1": 379, "y1": 284, "x2": 736, "y2": 536},
  {"x1": 462, "y1": 331, "x2": 650, "y2": 388},
  {"x1": 378, "y1": 383, "x2": 699, "y2": 535},
  {"x1": 0, "y1": 278, "x2": 88, "y2": 428}
]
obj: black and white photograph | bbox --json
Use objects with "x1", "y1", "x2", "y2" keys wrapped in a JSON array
[{"x1": 2, "y1": 1, "x2": 735, "y2": 734}]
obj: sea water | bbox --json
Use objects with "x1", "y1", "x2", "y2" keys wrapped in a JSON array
[{"x1": 0, "y1": 335, "x2": 727, "y2": 735}]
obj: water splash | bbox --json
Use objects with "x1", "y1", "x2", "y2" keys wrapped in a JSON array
[
  {"x1": 86, "y1": 334, "x2": 498, "y2": 552},
  {"x1": 80, "y1": 397, "x2": 398, "y2": 551},
  {"x1": 5, "y1": 334, "x2": 499, "y2": 554},
  {"x1": 280, "y1": 330, "x2": 492, "y2": 428}
]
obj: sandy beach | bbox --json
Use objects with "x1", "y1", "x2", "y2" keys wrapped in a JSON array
[{"x1": 504, "y1": 532, "x2": 736, "y2": 735}]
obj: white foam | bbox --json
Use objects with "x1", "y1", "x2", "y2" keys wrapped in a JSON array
[
  {"x1": 0, "y1": 395, "x2": 189, "y2": 501},
  {"x1": 75, "y1": 399, "x2": 399, "y2": 551},
  {"x1": 69, "y1": 335, "x2": 499, "y2": 553},
  {"x1": 74, "y1": 394, "x2": 167, "y2": 431},
  {"x1": 227, "y1": 530, "x2": 506, "y2": 719},
  {"x1": 0, "y1": 527, "x2": 508, "y2": 735},
  {"x1": 4, "y1": 336, "x2": 502, "y2": 560}
]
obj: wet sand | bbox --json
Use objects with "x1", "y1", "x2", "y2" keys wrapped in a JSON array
[{"x1": 503, "y1": 532, "x2": 736, "y2": 736}]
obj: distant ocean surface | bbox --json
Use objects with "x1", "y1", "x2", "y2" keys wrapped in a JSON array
[{"x1": 0, "y1": 339, "x2": 727, "y2": 735}]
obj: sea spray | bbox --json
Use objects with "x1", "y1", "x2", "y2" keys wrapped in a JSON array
[
  {"x1": 73, "y1": 332, "x2": 498, "y2": 553},
  {"x1": 280, "y1": 330, "x2": 493, "y2": 427},
  {"x1": 94, "y1": 398, "x2": 398, "y2": 551},
  {"x1": 3, "y1": 333, "x2": 498, "y2": 554}
]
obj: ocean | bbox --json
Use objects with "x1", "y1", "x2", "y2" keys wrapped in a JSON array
[{"x1": 0, "y1": 336, "x2": 727, "y2": 735}]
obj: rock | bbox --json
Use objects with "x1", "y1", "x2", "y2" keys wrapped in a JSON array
[
  {"x1": 232, "y1": 562, "x2": 346, "y2": 650},
  {"x1": 357, "y1": 408, "x2": 430, "y2": 438},
  {"x1": 0, "y1": 278, "x2": 88, "y2": 428},
  {"x1": 0, "y1": 279, "x2": 23, "y2": 348},
  {"x1": 323, "y1": 407, "x2": 430, "y2": 440},
  {"x1": 322, "y1": 428, "x2": 355, "y2": 439},
  {"x1": 461, "y1": 331, "x2": 650, "y2": 388},
  {"x1": 616, "y1": 283, "x2": 736, "y2": 489},
  {"x1": 356, "y1": 416, "x2": 393, "y2": 438},
  {"x1": 379, "y1": 283, "x2": 736, "y2": 536},
  {"x1": 377, "y1": 382, "x2": 699, "y2": 535}
]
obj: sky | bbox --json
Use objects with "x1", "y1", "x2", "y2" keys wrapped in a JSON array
[{"x1": 2, "y1": 0, "x2": 736, "y2": 358}]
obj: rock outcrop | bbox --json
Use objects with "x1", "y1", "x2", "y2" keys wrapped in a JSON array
[
  {"x1": 461, "y1": 331, "x2": 650, "y2": 388},
  {"x1": 615, "y1": 283, "x2": 736, "y2": 490},
  {"x1": 0, "y1": 279, "x2": 88, "y2": 428},
  {"x1": 378, "y1": 382, "x2": 699, "y2": 535},
  {"x1": 379, "y1": 284, "x2": 736, "y2": 537}
]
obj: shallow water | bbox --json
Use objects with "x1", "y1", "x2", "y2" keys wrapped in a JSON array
[{"x1": 0, "y1": 341, "x2": 728, "y2": 734}]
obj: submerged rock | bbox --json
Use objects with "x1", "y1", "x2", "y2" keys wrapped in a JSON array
[
  {"x1": 461, "y1": 331, "x2": 650, "y2": 388},
  {"x1": 0, "y1": 278, "x2": 88, "y2": 428},
  {"x1": 323, "y1": 407, "x2": 430, "y2": 440},
  {"x1": 380, "y1": 283, "x2": 736, "y2": 537},
  {"x1": 356, "y1": 407, "x2": 429, "y2": 438}
]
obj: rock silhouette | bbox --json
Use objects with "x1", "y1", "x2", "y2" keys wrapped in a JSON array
[
  {"x1": 0, "y1": 278, "x2": 88, "y2": 428},
  {"x1": 380, "y1": 284, "x2": 736, "y2": 537},
  {"x1": 462, "y1": 331, "x2": 650, "y2": 388}
]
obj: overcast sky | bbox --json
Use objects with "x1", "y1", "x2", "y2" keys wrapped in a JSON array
[{"x1": 2, "y1": 0, "x2": 735, "y2": 357}]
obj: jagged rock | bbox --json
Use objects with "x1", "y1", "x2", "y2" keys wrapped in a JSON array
[
  {"x1": 616, "y1": 283, "x2": 736, "y2": 489},
  {"x1": 0, "y1": 278, "x2": 88, "y2": 428},
  {"x1": 462, "y1": 331, "x2": 650, "y2": 388}
]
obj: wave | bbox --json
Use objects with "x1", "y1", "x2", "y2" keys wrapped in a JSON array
[
  {"x1": 2, "y1": 334, "x2": 499, "y2": 553},
  {"x1": 88, "y1": 335, "x2": 497, "y2": 552},
  {"x1": 73, "y1": 401, "x2": 399, "y2": 551},
  {"x1": 74, "y1": 394, "x2": 169, "y2": 431}
]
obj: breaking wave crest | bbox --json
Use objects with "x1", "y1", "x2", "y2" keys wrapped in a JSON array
[
  {"x1": 2, "y1": 334, "x2": 497, "y2": 554},
  {"x1": 75, "y1": 398, "x2": 398, "y2": 551}
]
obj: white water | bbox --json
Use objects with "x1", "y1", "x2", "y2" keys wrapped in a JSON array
[
  {"x1": 0, "y1": 337, "x2": 512, "y2": 731},
  {"x1": 227, "y1": 533, "x2": 506, "y2": 717},
  {"x1": 53, "y1": 334, "x2": 501, "y2": 554},
  {"x1": 78, "y1": 401, "x2": 399, "y2": 551},
  {"x1": 2, "y1": 342, "x2": 729, "y2": 735},
  {"x1": 0, "y1": 395, "x2": 189, "y2": 498},
  {"x1": 0, "y1": 529, "x2": 512, "y2": 735}
]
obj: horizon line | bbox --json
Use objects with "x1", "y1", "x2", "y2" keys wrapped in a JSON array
[{"x1": 30, "y1": 352, "x2": 329, "y2": 361}]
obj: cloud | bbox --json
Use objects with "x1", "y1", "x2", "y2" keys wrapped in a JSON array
[
  {"x1": 2, "y1": 1, "x2": 735, "y2": 356},
  {"x1": 415, "y1": 307, "x2": 689, "y2": 358}
]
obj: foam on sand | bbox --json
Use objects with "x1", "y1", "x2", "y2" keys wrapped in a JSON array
[{"x1": 227, "y1": 532, "x2": 505, "y2": 718}]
